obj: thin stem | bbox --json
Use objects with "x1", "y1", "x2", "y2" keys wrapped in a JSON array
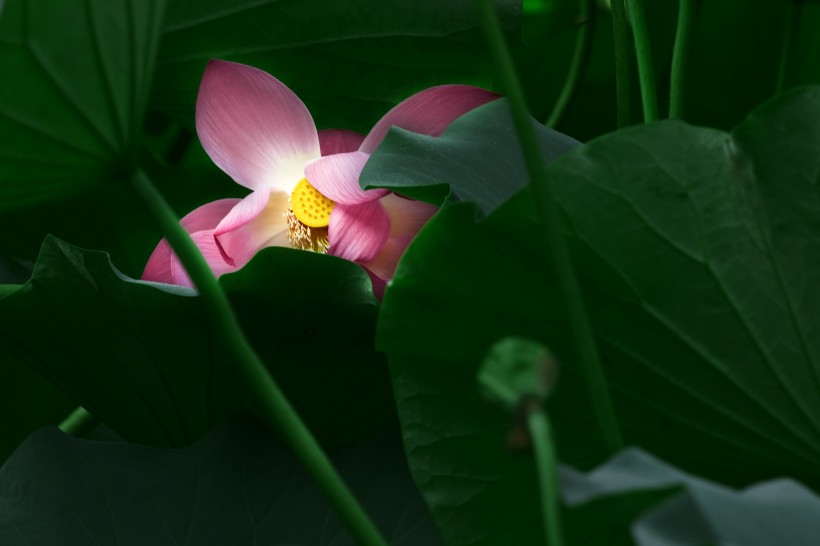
[
  {"x1": 58, "y1": 407, "x2": 98, "y2": 437},
  {"x1": 128, "y1": 170, "x2": 388, "y2": 546},
  {"x1": 545, "y1": 0, "x2": 595, "y2": 128},
  {"x1": 626, "y1": 0, "x2": 659, "y2": 122},
  {"x1": 610, "y1": 0, "x2": 631, "y2": 127},
  {"x1": 776, "y1": 0, "x2": 802, "y2": 94},
  {"x1": 474, "y1": 0, "x2": 623, "y2": 455},
  {"x1": 0, "y1": 284, "x2": 22, "y2": 298},
  {"x1": 528, "y1": 408, "x2": 563, "y2": 546},
  {"x1": 669, "y1": 0, "x2": 695, "y2": 119}
]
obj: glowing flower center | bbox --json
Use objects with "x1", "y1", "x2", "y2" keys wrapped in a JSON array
[
  {"x1": 291, "y1": 178, "x2": 334, "y2": 227},
  {"x1": 284, "y1": 179, "x2": 332, "y2": 254}
]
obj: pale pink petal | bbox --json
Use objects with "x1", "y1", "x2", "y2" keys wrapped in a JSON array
[
  {"x1": 359, "y1": 85, "x2": 498, "y2": 153},
  {"x1": 214, "y1": 190, "x2": 291, "y2": 267},
  {"x1": 304, "y1": 151, "x2": 388, "y2": 205},
  {"x1": 168, "y1": 230, "x2": 240, "y2": 288},
  {"x1": 142, "y1": 199, "x2": 241, "y2": 286},
  {"x1": 328, "y1": 200, "x2": 390, "y2": 263},
  {"x1": 362, "y1": 195, "x2": 438, "y2": 282},
  {"x1": 380, "y1": 193, "x2": 438, "y2": 238},
  {"x1": 180, "y1": 198, "x2": 242, "y2": 233},
  {"x1": 319, "y1": 129, "x2": 365, "y2": 156},
  {"x1": 196, "y1": 60, "x2": 320, "y2": 193},
  {"x1": 362, "y1": 236, "x2": 411, "y2": 284}
]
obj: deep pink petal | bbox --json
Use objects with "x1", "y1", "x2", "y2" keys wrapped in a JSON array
[
  {"x1": 168, "y1": 230, "x2": 240, "y2": 287},
  {"x1": 304, "y1": 151, "x2": 388, "y2": 205},
  {"x1": 364, "y1": 268, "x2": 387, "y2": 300},
  {"x1": 359, "y1": 85, "x2": 498, "y2": 153},
  {"x1": 319, "y1": 129, "x2": 365, "y2": 156},
  {"x1": 328, "y1": 200, "x2": 390, "y2": 263},
  {"x1": 214, "y1": 190, "x2": 291, "y2": 267},
  {"x1": 142, "y1": 239, "x2": 177, "y2": 285},
  {"x1": 142, "y1": 199, "x2": 241, "y2": 286},
  {"x1": 196, "y1": 60, "x2": 320, "y2": 193}
]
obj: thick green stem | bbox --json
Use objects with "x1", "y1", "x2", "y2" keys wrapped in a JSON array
[
  {"x1": 610, "y1": 0, "x2": 631, "y2": 127},
  {"x1": 474, "y1": 0, "x2": 623, "y2": 455},
  {"x1": 669, "y1": 0, "x2": 695, "y2": 119},
  {"x1": 776, "y1": 0, "x2": 802, "y2": 94},
  {"x1": 128, "y1": 170, "x2": 388, "y2": 546},
  {"x1": 58, "y1": 406, "x2": 98, "y2": 437},
  {"x1": 528, "y1": 408, "x2": 563, "y2": 546},
  {"x1": 545, "y1": 0, "x2": 595, "y2": 128},
  {"x1": 626, "y1": 0, "x2": 659, "y2": 122}
]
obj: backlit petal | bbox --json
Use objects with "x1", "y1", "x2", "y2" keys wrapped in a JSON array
[
  {"x1": 196, "y1": 60, "x2": 319, "y2": 193},
  {"x1": 304, "y1": 151, "x2": 388, "y2": 205},
  {"x1": 363, "y1": 195, "x2": 438, "y2": 282},
  {"x1": 319, "y1": 129, "x2": 365, "y2": 156},
  {"x1": 362, "y1": 236, "x2": 411, "y2": 285},
  {"x1": 169, "y1": 230, "x2": 241, "y2": 288},
  {"x1": 142, "y1": 199, "x2": 241, "y2": 286},
  {"x1": 214, "y1": 190, "x2": 291, "y2": 267},
  {"x1": 359, "y1": 85, "x2": 498, "y2": 153},
  {"x1": 328, "y1": 200, "x2": 390, "y2": 263}
]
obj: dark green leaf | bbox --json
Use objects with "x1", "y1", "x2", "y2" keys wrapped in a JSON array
[
  {"x1": 0, "y1": 236, "x2": 391, "y2": 448},
  {"x1": 376, "y1": 87, "x2": 820, "y2": 544},
  {"x1": 361, "y1": 99, "x2": 580, "y2": 213},
  {"x1": 152, "y1": 0, "x2": 520, "y2": 132},
  {"x1": 0, "y1": 418, "x2": 440, "y2": 546},
  {"x1": 0, "y1": 0, "x2": 166, "y2": 212}
]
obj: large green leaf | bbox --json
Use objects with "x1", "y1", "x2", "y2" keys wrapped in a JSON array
[
  {"x1": 375, "y1": 87, "x2": 820, "y2": 545},
  {"x1": 562, "y1": 448, "x2": 820, "y2": 546},
  {"x1": 0, "y1": 236, "x2": 391, "y2": 448},
  {"x1": 0, "y1": 418, "x2": 440, "y2": 545},
  {"x1": 152, "y1": 0, "x2": 520, "y2": 132},
  {"x1": 0, "y1": 0, "x2": 166, "y2": 212},
  {"x1": 360, "y1": 99, "x2": 580, "y2": 213}
]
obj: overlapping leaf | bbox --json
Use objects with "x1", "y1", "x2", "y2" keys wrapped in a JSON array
[
  {"x1": 562, "y1": 448, "x2": 820, "y2": 546},
  {"x1": 375, "y1": 87, "x2": 820, "y2": 545},
  {"x1": 0, "y1": 418, "x2": 440, "y2": 546},
  {"x1": 361, "y1": 99, "x2": 580, "y2": 213},
  {"x1": 0, "y1": 237, "x2": 391, "y2": 449},
  {"x1": 0, "y1": 0, "x2": 166, "y2": 212}
]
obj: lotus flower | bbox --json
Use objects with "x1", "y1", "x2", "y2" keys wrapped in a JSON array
[{"x1": 143, "y1": 60, "x2": 497, "y2": 294}]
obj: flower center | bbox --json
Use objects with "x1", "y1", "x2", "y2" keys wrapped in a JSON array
[
  {"x1": 284, "y1": 179, "x2": 332, "y2": 254},
  {"x1": 291, "y1": 178, "x2": 334, "y2": 228}
]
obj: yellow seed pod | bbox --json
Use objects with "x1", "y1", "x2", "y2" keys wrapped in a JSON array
[{"x1": 291, "y1": 178, "x2": 334, "y2": 228}]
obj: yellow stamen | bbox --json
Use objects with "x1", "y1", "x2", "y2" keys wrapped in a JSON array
[
  {"x1": 291, "y1": 178, "x2": 334, "y2": 227},
  {"x1": 284, "y1": 202, "x2": 329, "y2": 254}
]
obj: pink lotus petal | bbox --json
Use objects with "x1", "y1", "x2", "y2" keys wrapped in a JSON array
[
  {"x1": 169, "y1": 230, "x2": 241, "y2": 288},
  {"x1": 179, "y1": 198, "x2": 242, "y2": 233},
  {"x1": 328, "y1": 200, "x2": 390, "y2": 263},
  {"x1": 364, "y1": 268, "x2": 387, "y2": 300},
  {"x1": 363, "y1": 195, "x2": 438, "y2": 282},
  {"x1": 362, "y1": 236, "x2": 411, "y2": 285},
  {"x1": 359, "y1": 85, "x2": 498, "y2": 153},
  {"x1": 142, "y1": 199, "x2": 241, "y2": 286},
  {"x1": 319, "y1": 129, "x2": 365, "y2": 156},
  {"x1": 197, "y1": 60, "x2": 320, "y2": 193},
  {"x1": 215, "y1": 190, "x2": 291, "y2": 267},
  {"x1": 304, "y1": 151, "x2": 388, "y2": 206},
  {"x1": 381, "y1": 193, "x2": 438, "y2": 238}
]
